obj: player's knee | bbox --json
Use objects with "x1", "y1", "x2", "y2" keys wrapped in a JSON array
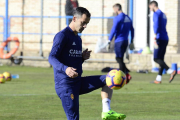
[
  {"x1": 154, "y1": 59, "x2": 164, "y2": 66},
  {"x1": 154, "y1": 58, "x2": 159, "y2": 63},
  {"x1": 116, "y1": 57, "x2": 123, "y2": 63}
]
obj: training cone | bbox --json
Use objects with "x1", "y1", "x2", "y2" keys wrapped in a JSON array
[{"x1": 142, "y1": 46, "x2": 152, "y2": 54}]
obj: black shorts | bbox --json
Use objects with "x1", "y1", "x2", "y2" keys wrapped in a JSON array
[
  {"x1": 154, "y1": 40, "x2": 168, "y2": 60},
  {"x1": 114, "y1": 40, "x2": 128, "y2": 58}
]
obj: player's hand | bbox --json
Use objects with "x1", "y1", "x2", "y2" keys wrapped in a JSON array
[
  {"x1": 154, "y1": 38, "x2": 159, "y2": 49},
  {"x1": 65, "y1": 67, "x2": 78, "y2": 78},
  {"x1": 129, "y1": 42, "x2": 135, "y2": 50},
  {"x1": 82, "y1": 48, "x2": 92, "y2": 60},
  {"x1": 106, "y1": 40, "x2": 111, "y2": 52}
]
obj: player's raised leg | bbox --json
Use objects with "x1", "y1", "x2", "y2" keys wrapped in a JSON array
[{"x1": 80, "y1": 75, "x2": 126, "y2": 120}]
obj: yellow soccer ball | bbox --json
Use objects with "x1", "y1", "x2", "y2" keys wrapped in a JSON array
[
  {"x1": 106, "y1": 69, "x2": 126, "y2": 90},
  {"x1": 0, "y1": 74, "x2": 6, "y2": 83},
  {"x1": 3, "y1": 72, "x2": 11, "y2": 81}
]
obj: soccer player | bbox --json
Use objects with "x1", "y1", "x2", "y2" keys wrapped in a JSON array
[
  {"x1": 149, "y1": 1, "x2": 176, "y2": 84},
  {"x1": 108, "y1": 3, "x2": 134, "y2": 84},
  {"x1": 65, "y1": 0, "x2": 79, "y2": 25},
  {"x1": 49, "y1": 7, "x2": 126, "y2": 120}
]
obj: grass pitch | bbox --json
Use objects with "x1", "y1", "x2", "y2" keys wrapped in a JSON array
[{"x1": 0, "y1": 66, "x2": 180, "y2": 120}]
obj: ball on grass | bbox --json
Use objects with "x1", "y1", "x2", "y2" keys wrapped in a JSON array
[
  {"x1": 3, "y1": 72, "x2": 11, "y2": 81},
  {"x1": 0, "y1": 74, "x2": 6, "y2": 83}
]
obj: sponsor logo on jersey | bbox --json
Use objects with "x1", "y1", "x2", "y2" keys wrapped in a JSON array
[{"x1": 69, "y1": 49, "x2": 82, "y2": 57}]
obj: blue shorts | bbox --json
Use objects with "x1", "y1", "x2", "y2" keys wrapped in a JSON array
[
  {"x1": 114, "y1": 40, "x2": 128, "y2": 58},
  {"x1": 55, "y1": 75, "x2": 106, "y2": 120},
  {"x1": 154, "y1": 40, "x2": 168, "y2": 60}
]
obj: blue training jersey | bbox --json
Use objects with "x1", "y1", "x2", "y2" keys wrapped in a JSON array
[
  {"x1": 109, "y1": 12, "x2": 134, "y2": 43},
  {"x1": 153, "y1": 9, "x2": 168, "y2": 40},
  {"x1": 49, "y1": 26, "x2": 83, "y2": 88}
]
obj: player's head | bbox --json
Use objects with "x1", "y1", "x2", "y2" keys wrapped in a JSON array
[
  {"x1": 149, "y1": 1, "x2": 158, "y2": 12},
  {"x1": 113, "y1": 3, "x2": 122, "y2": 15},
  {"x1": 72, "y1": 7, "x2": 91, "y2": 33}
]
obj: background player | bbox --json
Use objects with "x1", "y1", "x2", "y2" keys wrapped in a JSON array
[
  {"x1": 65, "y1": 0, "x2": 79, "y2": 25},
  {"x1": 108, "y1": 3, "x2": 134, "y2": 84},
  {"x1": 49, "y1": 7, "x2": 126, "y2": 120},
  {"x1": 149, "y1": 1, "x2": 176, "y2": 84}
]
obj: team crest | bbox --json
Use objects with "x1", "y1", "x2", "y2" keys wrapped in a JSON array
[{"x1": 71, "y1": 94, "x2": 74, "y2": 100}]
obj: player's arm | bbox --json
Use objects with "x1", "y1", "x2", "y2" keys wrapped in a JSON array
[
  {"x1": 129, "y1": 19, "x2": 135, "y2": 50},
  {"x1": 49, "y1": 33, "x2": 78, "y2": 78},
  {"x1": 130, "y1": 20, "x2": 134, "y2": 43},
  {"x1": 106, "y1": 17, "x2": 120, "y2": 51},
  {"x1": 153, "y1": 13, "x2": 159, "y2": 38},
  {"x1": 153, "y1": 13, "x2": 160, "y2": 48},
  {"x1": 108, "y1": 17, "x2": 119, "y2": 41},
  {"x1": 49, "y1": 33, "x2": 68, "y2": 73}
]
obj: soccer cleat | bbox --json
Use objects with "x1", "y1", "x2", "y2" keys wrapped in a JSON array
[
  {"x1": 102, "y1": 110, "x2": 126, "y2": 120},
  {"x1": 126, "y1": 73, "x2": 132, "y2": 84},
  {"x1": 169, "y1": 70, "x2": 177, "y2": 83},
  {"x1": 150, "y1": 80, "x2": 161, "y2": 84}
]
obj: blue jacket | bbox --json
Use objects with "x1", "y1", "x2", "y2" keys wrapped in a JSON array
[
  {"x1": 153, "y1": 9, "x2": 169, "y2": 40},
  {"x1": 49, "y1": 27, "x2": 83, "y2": 88},
  {"x1": 109, "y1": 12, "x2": 134, "y2": 43}
]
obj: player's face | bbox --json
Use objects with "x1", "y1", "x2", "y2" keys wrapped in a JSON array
[
  {"x1": 149, "y1": 4, "x2": 154, "y2": 12},
  {"x1": 113, "y1": 7, "x2": 118, "y2": 15},
  {"x1": 75, "y1": 14, "x2": 90, "y2": 33}
]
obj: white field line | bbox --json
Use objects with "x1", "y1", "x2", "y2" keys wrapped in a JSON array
[
  {"x1": 0, "y1": 93, "x2": 56, "y2": 96},
  {"x1": 88, "y1": 90, "x2": 180, "y2": 95},
  {"x1": 0, "y1": 91, "x2": 180, "y2": 96}
]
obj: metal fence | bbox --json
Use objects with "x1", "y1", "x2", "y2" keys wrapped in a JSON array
[
  {"x1": 8, "y1": 15, "x2": 113, "y2": 36},
  {"x1": 0, "y1": 15, "x2": 114, "y2": 61}
]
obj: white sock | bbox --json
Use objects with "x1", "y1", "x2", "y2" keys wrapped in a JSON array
[
  {"x1": 167, "y1": 69, "x2": 174, "y2": 74},
  {"x1": 156, "y1": 75, "x2": 162, "y2": 81},
  {"x1": 102, "y1": 98, "x2": 111, "y2": 112}
]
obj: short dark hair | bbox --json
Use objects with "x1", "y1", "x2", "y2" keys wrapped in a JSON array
[
  {"x1": 73, "y1": 7, "x2": 91, "y2": 18},
  {"x1": 149, "y1": 1, "x2": 158, "y2": 7},
  {"x1": 113, "y1": 3, "x2": 122, "y2": 11}
]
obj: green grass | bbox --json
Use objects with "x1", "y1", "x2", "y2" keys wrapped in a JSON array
[{"x1": 0, "y1": 66, "x2": 180, "y2": 120}]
